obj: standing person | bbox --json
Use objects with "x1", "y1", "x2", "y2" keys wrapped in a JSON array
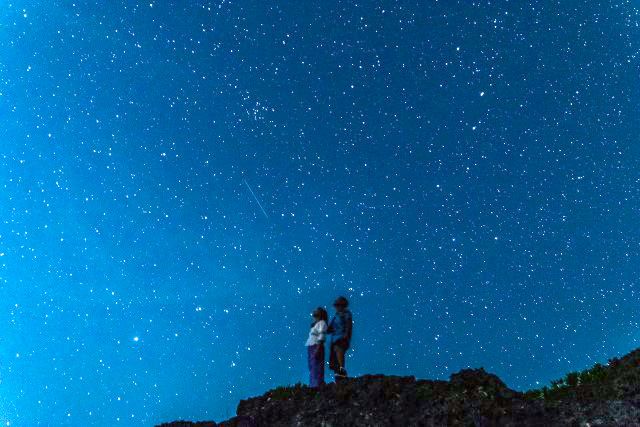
[
  {"x1": 306, "y1": 307, "x2": 328, "y2": 388},
  {"x1": 328, "y1": 296, "x2": 352, "y2": 380}
]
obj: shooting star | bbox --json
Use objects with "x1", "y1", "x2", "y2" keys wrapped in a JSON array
[{"x1": 243, "y1": 178, "x2": 269, "y2": 219}]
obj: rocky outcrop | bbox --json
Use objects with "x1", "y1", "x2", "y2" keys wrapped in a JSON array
[{"x1": 158, "y1": 347, "x2": 640, "y2": 426}]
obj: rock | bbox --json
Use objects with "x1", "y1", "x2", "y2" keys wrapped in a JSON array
[
  {"x1": 157, "y1": 422, "x2": 217, "y2": 427},
  {"x1": 157, "y1": 347, "x2": 640, "y2": 426}
]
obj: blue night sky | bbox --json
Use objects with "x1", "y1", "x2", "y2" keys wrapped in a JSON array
[{"x1": 1, "y1": 0, "x2": 639, "y2": 425}]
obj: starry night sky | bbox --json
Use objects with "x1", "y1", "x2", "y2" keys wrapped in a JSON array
[{"x1": 1, "y1": 0, "x2": 639, "y2": 425}]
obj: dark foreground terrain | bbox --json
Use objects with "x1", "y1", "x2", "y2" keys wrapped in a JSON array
[{"x1": 158, "y1": 347, "x2": 640, "y2": 426}]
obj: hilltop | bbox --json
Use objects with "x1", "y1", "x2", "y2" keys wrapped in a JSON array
[{"x1": 158, "y1": 347, "x2": 640, "y2": 426}]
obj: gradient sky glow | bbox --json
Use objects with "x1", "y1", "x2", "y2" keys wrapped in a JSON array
[{"x1": 1, "y1": 1, "x2": 640, "y2": 425}]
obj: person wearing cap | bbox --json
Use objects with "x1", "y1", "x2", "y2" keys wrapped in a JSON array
[
  {"x1": 305, "y1": 307, "x2": 328, "y2": 388},
  {"x1": 327, "y1": 296, "x2": 352, "y2": 379}
]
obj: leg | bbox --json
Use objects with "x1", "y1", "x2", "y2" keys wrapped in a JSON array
[
  {"x1": 309, "y1": 345, "x2": 324, "y2": 388},
  {"x1": 334, "y1": 346, "x2": 345, "y2": 371},
  {"x1": 329, "y1": 342, "x2": 338, "y2": 372},
  {"x1": 308, "y1": 346, "x2": 317, "y2": 387},
  {"x1": 316, "y1": 344, "x2": 325, "y2": 386}
]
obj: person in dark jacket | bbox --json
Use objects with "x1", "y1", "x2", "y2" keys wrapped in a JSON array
[{"x1": 327, "y1": 296, "x2": 352, "y2": 379}]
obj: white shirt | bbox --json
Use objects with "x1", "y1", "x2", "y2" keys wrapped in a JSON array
[{"x1": 305, "y1": 320, "x2": 327, "y2": 346}]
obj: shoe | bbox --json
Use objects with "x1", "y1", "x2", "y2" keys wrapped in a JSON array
[{"x1": 336, "y1": 367, "x2": 348, "y2": 378}]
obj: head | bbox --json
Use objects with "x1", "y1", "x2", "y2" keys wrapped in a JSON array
[
  {"x1": 333, "y1": 296, "x2": 349, "y2": 312},
  {"x1": 312, "y1": 307, "x2": 328, "y2": 323}
]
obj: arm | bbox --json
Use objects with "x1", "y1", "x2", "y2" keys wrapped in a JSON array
[
  {"x1": 317, "y1": 320, "x2": 328, "y2": 342},
  {"x1": 344, "y1": 313, "x2": 353, "y2": 343},
  {"x1": 327, "y1": 317, "x2": 335, "y2": 334}
]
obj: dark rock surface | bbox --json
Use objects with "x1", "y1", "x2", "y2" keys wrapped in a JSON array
[
  {"x1": 158, "y1": 347, "x2": 640, "y2": 426},
  {"x1": 157, "y1": 422, "x2": 217, "y2": 427}
]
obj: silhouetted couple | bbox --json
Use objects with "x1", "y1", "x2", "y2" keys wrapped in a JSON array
[{"x1": 305, "y1": 296, "x2": 353, "y2": 388}]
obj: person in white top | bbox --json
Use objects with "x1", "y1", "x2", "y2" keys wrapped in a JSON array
[{"x1": 306, "y1": 307, "x2": 328, "y2": 387}]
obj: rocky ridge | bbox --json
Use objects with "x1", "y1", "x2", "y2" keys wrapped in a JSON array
[{"x1": 158, "y1": 347, "x2": 640, "y2": 426}]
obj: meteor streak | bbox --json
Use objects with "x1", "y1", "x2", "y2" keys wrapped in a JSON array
[{"x1": 243, "y1": 178, "x2": 269, "y2": 219}]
